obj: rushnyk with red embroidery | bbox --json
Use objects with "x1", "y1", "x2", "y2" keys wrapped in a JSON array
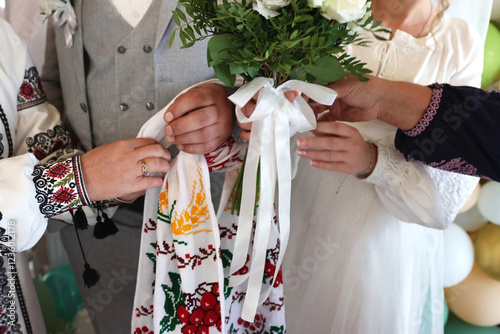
[{"x1": 132, "y1": 79, "x2": 286, "y2": 334}]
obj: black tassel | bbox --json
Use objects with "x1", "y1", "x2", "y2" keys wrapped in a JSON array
[
  {"x1": 102, "y1": 211, "x2": 119, "y2": 236},
  {"x1": 93, "y1": 208, "x2": 119, "y2": 239},
  {"x1": 92, "y1": 214, "x2": 105, "y2": 239},
  {"x1": 82, "y1": 263, "x2": 100, "y2": 288},
  {"x1": 70, "y1": 209, "x2": 100, "y2": 288},
  {"x1": 73, "y1": 207, "x2": 88, "y2": 230}
]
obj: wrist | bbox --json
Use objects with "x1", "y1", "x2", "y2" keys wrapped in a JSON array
[
  {"x1": 356, "y1": 142, "x2": 378, "y2": 179},
  {"x1": 378, "y1": 81, "x2": 433, "y2": 130}
]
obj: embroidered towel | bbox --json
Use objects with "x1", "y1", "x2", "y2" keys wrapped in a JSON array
[{"x1": 131, "y1": 79, "x2": 286, "y2": 334}]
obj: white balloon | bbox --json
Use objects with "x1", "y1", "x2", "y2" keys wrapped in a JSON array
[
  {"x1": 443, "y1": 223, "x2": 475, "y2": 287},
  {"x1": 492, "y1": 0, "x2": 500, "y2": 22},
  {"x1": 455, "y1": 204, "x2": 488, "y2": 232},
  {"x1": 477, "y1": 181, "x2": 500, "y2": 225},
  {"x1": 459, "y1": 183, "x2": 481, "y2": 213},
  {"x1": 71, "y1": 308, "x2": 96, "y2": 334}
]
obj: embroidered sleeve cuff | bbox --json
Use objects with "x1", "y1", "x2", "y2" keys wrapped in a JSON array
[
  {"x1": 32, "y1": 155, "x2": 92, "y2": 218},
  {"x1": 402, "y1": 83, "x2": 443, "y2": 137}
]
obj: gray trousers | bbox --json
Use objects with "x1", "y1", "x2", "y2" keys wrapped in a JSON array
[{"x1": 59, "y1": 206, "x2": 143, "y2": 334}]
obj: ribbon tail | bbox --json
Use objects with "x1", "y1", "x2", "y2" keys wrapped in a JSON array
[
  {"x1": 228, "y1": 120, "x2": 262, "y2": 284},
  {"x1": 241, "y1": 116, "x2": 277, "y2": 322}
]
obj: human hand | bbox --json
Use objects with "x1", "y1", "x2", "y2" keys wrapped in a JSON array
[
  {"x1": 81, "y1": 138, "x2": 171, "y2": 202},
  {"x1": 296, "y1": 121, "x2": 374, "y2": 175},
  {"x1": 238, "y1": 90, "x2": 300, "y2": 141},
  {"x1": 316, "y1": 74, "x2": 432, "y2": 130},
  {"x1": 163, "y1": 84, "x2": 235, "y2": 154},
  {"x1": 313, "y1": 74, "x2": 383, "y2": 123}
]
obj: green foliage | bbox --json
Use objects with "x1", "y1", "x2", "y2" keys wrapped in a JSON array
[{"x1": 171, "y1": 0, "x2": 384, "y2": 87}]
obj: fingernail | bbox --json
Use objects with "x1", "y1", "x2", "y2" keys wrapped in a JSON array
[
  {"x1": 165, "y1": 125, "x2": 173, "y2": 136},
  {"x1": 297, "y1": 150, "x2": 306, "y2": 156},
  {"x1": 166, "y1": 136, "x2": 175, "y2": 143},
  {"x1": 297, "y1": 139, "x2": 306, "y2": 147},
  {"x1": 165, "y1": 112, "x2": 174, "y2": 122},
  {"x1": 177, "y1": 144, "x2": 184, "y2": 150}
]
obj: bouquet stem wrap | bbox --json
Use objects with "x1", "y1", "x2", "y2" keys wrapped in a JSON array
[{"x1": 228, "y1": 77, "x2": 337, "y2": 320}]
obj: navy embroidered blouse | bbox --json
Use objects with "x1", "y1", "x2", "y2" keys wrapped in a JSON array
[{"x1": 395, "y1": 84, "x2": 500, "y2": 181}]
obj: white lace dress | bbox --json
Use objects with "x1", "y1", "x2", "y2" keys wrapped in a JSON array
[{"x1": 283, "y1": 15, "x2": 483, "y2": 334}]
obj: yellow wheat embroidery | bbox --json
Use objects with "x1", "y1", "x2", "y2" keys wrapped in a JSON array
[
  {"x1": 170, "y1": 163, "x2": 211, "y2": 236},
  {"x1": 159, "y1": 182, "x2": 169, "y2": 209}
]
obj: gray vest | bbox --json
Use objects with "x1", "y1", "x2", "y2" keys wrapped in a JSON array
[{"x1": 82, "y1": 0, "x2": 161, "y2": 146}]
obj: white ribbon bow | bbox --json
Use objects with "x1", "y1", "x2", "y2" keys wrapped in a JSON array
[
  {"x1": 52, "y1": 0, "x2": 78, "y2": 48},
  {"x1": 227, "y1": 77, "x2": 337, "y2": 321}
]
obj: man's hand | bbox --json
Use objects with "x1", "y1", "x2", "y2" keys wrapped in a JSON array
[
  {"x1": 81, "y1": 138, "x2": 171, "y2": 202},
  {"x1": 163, "y1": 84, "x2": 235, "y2": 154}
]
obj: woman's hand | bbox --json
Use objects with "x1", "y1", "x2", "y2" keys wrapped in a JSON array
[
  {"x1": 297, "y1": 121, "x2": 375, "y2": 176},
  {"x1": 81, "y1": 138, "x2": 171, "y2": 202}
]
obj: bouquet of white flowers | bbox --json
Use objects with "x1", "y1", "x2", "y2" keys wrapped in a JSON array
[{"x1": 170, "y1": 0, "x2": 384, "y2": 87}]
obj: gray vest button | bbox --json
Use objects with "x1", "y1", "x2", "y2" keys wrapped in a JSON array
[
  {"x1": 145, "y1": 102, "x2": 155, "y2": 111},
  {"x1": 117, "y1": 45, "x2": 127, "y2": 54},
  {"x1": 119, "y1": 103, "x2": 129, "y2": 111},
  {"x1": 143, "y1": 44, "x2": 152, "y2": 53}
]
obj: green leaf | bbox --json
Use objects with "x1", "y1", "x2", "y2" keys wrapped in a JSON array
[
  {"x1": 173, "y1": 11, "x2": 180, "y2": 26},
  {"x1": 371, "y1": 19, "x2": 382, "y2": 29},
  {"x1": 185, "y1": 25, "x2": 195, "y2": 39},
  {"x1": 221, "y1": 249, "x2": 233, "y2": 268},
  {"x1": 308, "y1": 55, "x2": 346, "y2": 84},
  {"x1": 214, "y1": 62, "x2": 236, "y2": 88},
  {"x1": 175, "y1": 8, "x2": 187, "y2": 22},
  {"x1": 168, "y1": 30, "x2": 176, "y2": 49},
  {"x1": 207, "y1": 34, "x2": 235, "y2": 66},
  {"x1": 229, "y1": 62, "x2": 248, "y2": 74},
  {"x1": 179, "y1": 29, "x2": 187, "y2": 45}
]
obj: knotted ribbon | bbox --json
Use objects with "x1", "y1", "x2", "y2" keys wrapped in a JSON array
[
  {"x1": 52, "y1": 0, "x2": 77, "y2": 48},
  {"x1": 227, "y1": 77, "x2": 337, "y2": 321}
]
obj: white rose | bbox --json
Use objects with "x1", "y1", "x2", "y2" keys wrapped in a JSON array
[
  {"x1": 307, "y1": 0, "x2": 324, "y2": 8},
  {"x1": 321, "y1": 0, "x2": 367, "y2": 23},
  {"x1": 253, "y1": 0, "x2": 290, "y2": 18},
  {"x1": 217, "y1": 0, "x2": 246, "y2": 6}
]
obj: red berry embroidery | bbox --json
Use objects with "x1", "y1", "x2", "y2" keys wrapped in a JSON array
[
  {"x1": 177, "y1": 305, "x2": 190, "y2": 324},
  {"x1": 181, "y1": 324, "x2": 197, "y2": 334},
  {"x1": 189, "y1": 308, "x2": 205, "y2": 325},
  {"x1": 197, "y1": 325, "x2": 209, "y2": 334},
  {"x1": 200, "y1": 291, "x2": 217, "y2": 310},
  {"x1": 204, "y1": 310, "x2": 219, "y2": 326}
]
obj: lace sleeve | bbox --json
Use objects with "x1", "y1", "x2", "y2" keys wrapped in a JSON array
[{"x1": 365, "y1": 141, "x2": 478, "y2": 229}]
